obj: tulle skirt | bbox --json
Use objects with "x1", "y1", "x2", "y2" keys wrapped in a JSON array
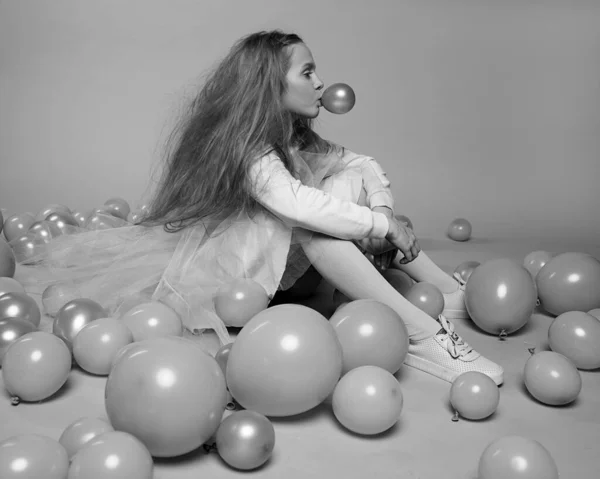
[{"x1": 15, "y1": 145, "x2": 364, "y2": 346}]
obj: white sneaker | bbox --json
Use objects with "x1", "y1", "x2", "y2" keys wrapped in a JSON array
[
  {"x1": 404, "y1": 315, "x2": 504, "y2": 385},
  {"x1": 442, "y1": 272, "x2": 469, "y2": 320}
]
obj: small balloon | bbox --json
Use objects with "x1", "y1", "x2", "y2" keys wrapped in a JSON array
[
  {"x1": 28, "y1": 220, "x2": 59, "y2": 242},
  {"x1": 45, "y1": 212, "x2": 80, "y2": 236},
  {"x1": 85, "y1": 212, "x2": 128, "y2": 230},
  {"x1": 59, "y1": 417, "x2": 114, "y2": 459},
  {"x1": 215, "y1": 342, "x2": 233, "y2": 376},
  {"x1": 524, "y1": 350, "x2": 581, "y2": 406},
  {"x1": 214, "y1": 278, "x2": 269, "y2": 327},
  {"x1": 0, "y1": 291, "x2": 41, "y2": 327},
  {"x1": 120, "y1": 301, "x2": 183, "y2": 341},
  {"x1": 404, "y1": 282, "x2": 445, "y2": 319},
  {"x1": 215, "y1": 410, "x2": 275, "y2": 470},
  {"x1": 103, "y1": 197, "x2": 131, "y2": 220},
  {"x1": 0, "y1": 318, "x2": 37, "y2": 366},
  {"x1": 548, "y1": 311, "x2": 600, "y2": 370},
  {"x1": 450, "y1": 371, "x2": 499, "y2": 420},
  {"x1": 381, "y1": 268, "x2": 414, "y2": 296},
  {"x1": 0, "y1": 434, "x2": 69, "y2": 479},
  {"x1": 70, "y1": 210, "x2": 88, "y2": 227},
  {"x1": 2, "y1": 331, "x2": 72, "y2": 402},
  {"x1": 35, "y1": 204, "x2": 72, "y2": 222},
  {"x1": 9, "y1": 233, "x2": 47, "y2": 264},
  {"x1": 588, "y1": 308, "x2": 600, "y2": 320},
  {"x1": 447, "y1": 218, "x2": 472, "y2": 241},
  {"x1": 0, "y1": 276, "x2": 25, "y2": 298},
  {"x1": 321, "y1": 82, "x2": 356, "y2": 114},
  {"x1": 454, "y1": 260, "x2": 480, "y2": 284},
  {"x1": 523, "y1": 250, "x2": 553, "y2": 279},
  {"x1": 3, "y1": 212, "x2": 35, "y2": 243},
  {"x1": 42, "y1": 282, "x2": 82, "y2": 317},
  {"x1": 53, "y1": 298, "x2": 108, "y2": 351}
]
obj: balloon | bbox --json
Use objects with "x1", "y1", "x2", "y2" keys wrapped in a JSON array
[
  {"x1": 2, "y1": 331, "x2": 72, "y2": 402},
  {"x1": 35, "y1": 204, "x2": 72, "y2": 222},
  {"x1": 0, "y1": 318, "x2": 36, "y2": 366},
  {"x1": 536, "y1": 252, "x2": 600, "y2": 316},
  {"x1": 588, "y1": 308, "x2": 600, "y2": 320},
  {"x1": 0, "y1": 434, "x2": 69, "y2": 479},
  {"x1": 215, "y1": 410, "x2": 275, "y2": 471},
  {"x1": 214, "y1": 279, "x2": 270, "y2": 327},
  {"x1": 454, "y1": 261, "x2": 480, "y2": 284},
  {"x1": 0, "y1": 238, "x2": 16, "y2": 277},
  {"x1": 226, "y1": 304, "x2": 343, "y2": 417},
  {"x1": 215, "y1": 342, "x2": 233, "y2": 376},
  {"x1": 85, "y1": 212, "x2": 126, "y2": 231},
  {"x1": 395, "y1": 214, "x2": 413, "y2": 229},
  {"x1": 321, "y1": 82, "x2": 356, "y2": 114},
  {"x1": 127, "y1": 210, "x2": 145, "y2": 224},
  {"x1": 0, "y1": 277, "x2": 25, "y2": 297},
  {"x1": 332, "y1": 365, "x2": 404, "y2": 435},
  {"x1": 53, "y1": 298, "x2": 107, "y2": 351},
  {"x1": 404, "y1": 282, "x2": 445, "y2": 319},
  {"x1": 3, "y1": 213, "x2": 35, "y2": 243},
  {"x1": 73, "y1": 318, "x2": 134, "y2": 375},
  {"x1": 0, "y1": 209, "x2": 3, "y2": 234},
  {"x1": 103, "y1": 198, "x2": 130, "y2": 220},
  {"x1": 447, "y1": 218, "x2": 472, "y2": 241},
  {"x1": 548, "y1": 311, "x2": 600, "y2": 370},
  {"x1": 68, "y1": 431, "x2": 153, "y2": 479},
  {"x1": 0, "y1": 291, "x2": 41, "y2": 327},
  {"x1": 70, "y1": 210, "x2": 87, "y2": 227},
  {"x1": 523, "y1": 250, "x2": 553, "y2": 279},
  {"x1": 329, "y1": 299, "x2": 409, "y2": 375},
  {"x1": 45, "y1": 212, "x2": 80, "y2": 236},
  {"x1": 28, "y1": 220, "x2": 57, "y2": 243},
  {"x1": 523, "y1": 351, "x2": 581, "y2": 406},
  {"x1": 42, "y1": 282, "x2": 82, "y2": 318},
  {"x1": 381, "y1": 268, "x2": 414, "y2": 296},
  {"x1": 478, "y1": 435, "x2": 559, "y2": 479},
  {"x1": 59, "y1": 417, "x2": 114, "y2": 459},
  {"x1": 105, "y1": 337, "x2": 227, "y2": 457},
  {"x1": 465, "y1": 259, "x2": 537, "y2": 335},
  {"x1": 120, "y1": 301, "x2": 183, "y2": 341},
  {"x1": 9, "y1": 233, "x2": 46, "y2": 264},
  {"x1": 450, "y1": 371, "x2": 499, "y2": 420}
]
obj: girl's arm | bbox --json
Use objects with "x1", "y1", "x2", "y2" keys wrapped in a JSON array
[{"x1": 250, "y1": 153, "x2": 390, "y2": 240}]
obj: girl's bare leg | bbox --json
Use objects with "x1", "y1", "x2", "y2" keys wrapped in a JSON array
[{"x1": 391, "y1": 252, "x2": 458, "y2": 293}]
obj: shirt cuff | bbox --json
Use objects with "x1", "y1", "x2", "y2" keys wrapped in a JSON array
[
  {"x1": 368, "y1": 191, "x2": 394, "y2": 210},
  {"x1": 371, "y1": 212, "x2": 390, "y2": 239}
]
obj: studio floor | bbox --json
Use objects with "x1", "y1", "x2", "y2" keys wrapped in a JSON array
[{"x1": 2, "y1": 235, "x2": 600, "y2": 479}]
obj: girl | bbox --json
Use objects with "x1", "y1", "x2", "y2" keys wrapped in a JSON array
[{"x1": 25, "y1": 30, "x2": 503, "y2": 386}]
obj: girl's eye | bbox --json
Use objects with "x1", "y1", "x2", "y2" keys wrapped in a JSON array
[{"x1": 304, "y1": 71, "x2": 313, "y2": 78}]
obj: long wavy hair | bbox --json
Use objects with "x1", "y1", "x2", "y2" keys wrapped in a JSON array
[{"x1": 141, "y1": 30, "x2": 331, "y2": 232}]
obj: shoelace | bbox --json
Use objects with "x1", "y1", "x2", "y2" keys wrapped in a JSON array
[
  {"x1": 452, "y1": 271, "x2": 467, "y2": 289},
  {"x1": 438, "y1": 315, "x2": 473, "y2": 359}
]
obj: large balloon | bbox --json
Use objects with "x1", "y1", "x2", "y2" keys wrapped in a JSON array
[
  {"x1": 332, "y1": 365, "x2": 404, "y2": 435},
  {"x1": 0, "y1": 434, "x2": 69, "y2": 479},
  {"x1": 523, "y1": 351, "x2": 581, "y2": 406},
  {"x1": 0, "y1": 318, "x2": 36, "y2": 366},
  {"x1": 3, "y1": 212, "x2": 35, "y2": 243},
  {"x1": 105, "y1": 337, "x2": 227, "y2": 457},
  {"x1": 404, "y1": 282, "x2": 445, "y2": 318},
  {"x1": 548, "y1": 311, "x2": 600, "y2": 370},
  {"x1": 536, "y1": 252, "x2": 600, "y2": 316},
  {"x1": 0, "y1": 238, "x2": 16, "y2": 277},
  {"x1": 226, "y1": 304, "x2": 343, "y2": 417},
  {"x1": 68, "y1": 431, "x2": 153, "y2": 479},
  {"x1": 523, "y1": 250, "x2": 553, "y2": 279},
  {"x1": 120, "y1": 301, "x2": 183, "y2": 341},
  {"x1": 2, "y1": 331, "x2": 72, "y2": 403},
  {"x1": 321, "y1": 82, "x2": 356, "y2": 114},
  {"x1": 478, "y1": 435, "x2": 559, "y2": 479},
  {"x1": 59, "y1": 417, "x2": 114, "y2": 459},
  {"x1": 450, "y1": 371, "x2": 499, "y2": 420},
  {"x1": 465, "y1": 259, "x2": 537, "y2": 335},
  {"x1": 0, "y1": 291, "x2": 41, "y2": 327},
  {"x1": 53, "y1": 298, "x2": 107, "y2": 351},
  {"x1": 215, "y1": 410, "x2": 275, "y2": 471},
  {"x1": 329, "y1": 299, "x2": 409, "y2": 374},
  {"x1": 214, "y1": 279, "x2": 270, "y2": 327}
]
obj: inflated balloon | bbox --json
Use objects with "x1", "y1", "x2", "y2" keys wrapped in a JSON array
[
  {"x1": 454, "y1": 260, "x2": 480, "y2": 284},
  {"x1": 447, "y1": 218, "x2": 472, "y2": 241},
  {"x1": 59, "y1": 417, "x2": 114, "y2": 459},
  {"x1": 536, "y1": 252, "x2": 600, "y2": 316},
  {"x1": 0, "y1": 277, "x2": 25, "y2": 297},
  {"x1": 105, "y1": 337, "x2": 227, "y2": 457},
  {"x1": 214, "y1": 279, "x2": 270, "y2": 327},
  {"x1": 53, "y1": 298, "x2": 107, "y2": 351},
  {"x1": 321, "y1": 82, "x2": 356, "y2": 114},
  {"x1": 588, "y1": 308, "x2": 600, "y2": 320},
  {"x1": 120, "y1": 301, "x2": 183, "y2": 341},
  {"x1": 226, "y1": 304, "x2": 343, "y2": 417},
  {"x1": 9, "y1": 233, "x2": 46, "y2": 264},
  {"x1": 28, "y1": 220, "x2": 57, "y2": 243},
  {"x1": 465, "y1": 259, "x2": 537, "y2": 336},
  {"x1": 42, "y1": 282, "x2": 82, "y2": 317},
  {"x1": 0, "y1": 434, "x2": 69, "y2": 479},
  {"x1": 45, "y1": 212, "x2": 80, "y2": 236},
  {"x1": 2, "y1": 331, "x2": 72, "y2": 403},
  {"x1": 524, "y1": 350, "x2": 581, "y2": 406},
  {"x1": 215, "y1": 410, "x2": 275, "y2": 471},
  {"x1": 395, "y1": 214, "x2": 413, "y2": 229},
  {"x1": 215, "y1": 342, "x2": 233, "y2": 376},
  {"x1": 85, "y1": 212, "x2": 127, "y2": 231},
  {"x1": 73, "y1": 318, "x2": 134, "y2": 375},
  {"x1": 71, "y1": 210, "x2": 87, "y2": 227},
  {"x1": 523, "y1": 250, "x2": 553, "y2": 279},
  {"x1": 103, "y1": 197, "x2": 131, "y2": 220},
  {"x1": 548, "y1": 311, "x2": 600, "y2": 370},
  {"x1": 0, "y1": 238, "x2": 16, "y2": 277},
  {"x1": 0, "y1": 291, "x2": 41, "y2": 327},
  {"x1": 68, "y1": 431, "x2": 153, "y2": 479},
  {"x1": 478, "y1": 435, "x2": 559, "y2": 479},
  {"x1": 450, "y1": 371, "x2": 499, "y2": 420},
  {"x1": 3, "y1": 212, "x2": 35, "y2": 243},
  {"x1": 0, "y1": 318, "x2": 36, "y2": 366},
  {"x1": 404, "y1": 282, "x2": 445, "y2": 319},
  {"x1": 0, "y1": 209, "x2": 3, "y2": 234},
  {"x1": 381, "y1": 268, "x2": 414, "y2": 296},
  {"x1": 35, "y1": 203, "x2": 72, "y2": 222},
  {"x1": 330, "y1": 299, "x2": 409, "y2": 375},
  {"x1": 332, "y1": 365, "x2": 403, "y2": 435}
]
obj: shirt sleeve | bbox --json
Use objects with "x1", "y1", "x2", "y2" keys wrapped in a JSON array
[
  {"x1": 249, "y1": 153, "x2": 390, "y2": 240},
  {"x1": 339, "y1": 148, "x2": 395, "y2": 211}
]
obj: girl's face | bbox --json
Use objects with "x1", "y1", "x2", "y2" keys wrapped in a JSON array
[{"x1": 283, "y1": 43, "x2": 324, "y2": 118}]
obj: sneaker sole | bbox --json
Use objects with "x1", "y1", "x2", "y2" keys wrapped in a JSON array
[{"x1": 403, "y1": 353, "x2": 504, "y2": 386}]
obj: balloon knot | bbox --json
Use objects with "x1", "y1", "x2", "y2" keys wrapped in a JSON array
[
  {"x1": 451, "y1": 411, "x2": 459, "y2": 422},
  {"x1": 203, "y1": 443, "x2": 218, "y2": 454},
  {"x1": 498, "y1": 330, "x2": 507, "y2": 341},
  {"x1": 10, "y1": 396, "x2": 20, "y2": 406}
]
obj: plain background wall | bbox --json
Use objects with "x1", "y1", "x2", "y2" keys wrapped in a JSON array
[{"x1": 1, "y1": 0, "x2": 599, "y2": 241}]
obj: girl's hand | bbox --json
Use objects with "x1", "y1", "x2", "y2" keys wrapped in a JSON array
[
  {"x1": 368, "y1": 206, "x2": 398, "y2": 269},
  {"x1": 385, "y1": 216, "x2": 420, "y2": 264}
]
